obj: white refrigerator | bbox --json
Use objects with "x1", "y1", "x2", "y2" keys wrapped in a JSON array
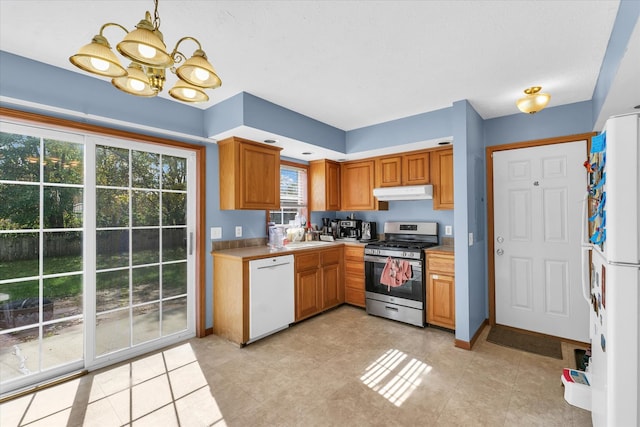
[{"x1": 582, "y1": 112, "x2": 640, "y2": 426}]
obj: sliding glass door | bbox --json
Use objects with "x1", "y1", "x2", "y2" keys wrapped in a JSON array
[
  {"x1": 0, "y1": 122, "x2": 196, "y2": 393},
  {"x1": 0, "y1": 125, "x2": 85, "y2": 391},
  {"x1": 87, "y1": 137, "x2": 196, "y2": 366}
]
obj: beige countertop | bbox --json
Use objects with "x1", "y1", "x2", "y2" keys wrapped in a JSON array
[
  {"x1": 340, "y1": 240, "x2": 369, "y2": 247},
  {"x1": 212, "y1": 241, "x2": 346, "y2": 261},
  {"x1": 425, "y1": 245, "x2": 454, "y2": 254}
]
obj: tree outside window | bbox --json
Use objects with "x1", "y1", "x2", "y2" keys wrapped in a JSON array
[{"x1": 268, "y1": 162, "x2": 308, "y2": 229}]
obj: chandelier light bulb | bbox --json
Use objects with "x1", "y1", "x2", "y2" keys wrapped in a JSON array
[
  {"x1": 194, "y1": 67, "x2": 210, "y2": 82},
  {"x1": 169, "y1": 78, "x2": 208, "y2": 102},
  {"x1": 129, "y1": 79, "x2": 146, "y2": 92},
  {"x1": 90, "y1": 57, "x2": 110, "y2": 72},
  {"x1": 112, "y1": 62, "x2": 157, "y2": 97},
  {"x1": 138, "y1": 44, "x2": 157, "y2": 59},
  {"x1": 182, "y1": 88, "x2": 196, "y2": 99}
]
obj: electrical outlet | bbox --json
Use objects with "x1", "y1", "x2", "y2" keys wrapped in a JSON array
[
  {"x1": 445, "y1": 225, "x2": 453, "y2": 236},
  {"x1": 468, "y1": 232, "x2": 474, "y2": 246},
  {"x1": 235, "y1": 226, "x2": 242, "y2": 237},
  {"x1": 211, "y1": 227, "x2": 222, "y2": 239}
]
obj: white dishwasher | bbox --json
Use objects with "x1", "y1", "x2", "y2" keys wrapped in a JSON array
[{"x1": 249, "y1": 254, "x2": 295, "y2": 342}]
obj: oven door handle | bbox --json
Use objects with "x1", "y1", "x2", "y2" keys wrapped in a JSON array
[{"x1": 364, "y1": 255, "x2": 422, "y2": 269}]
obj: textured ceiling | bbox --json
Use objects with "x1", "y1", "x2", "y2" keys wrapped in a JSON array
[{"x1": 0, "y1": 0, "x2": 629, "y2": 132}]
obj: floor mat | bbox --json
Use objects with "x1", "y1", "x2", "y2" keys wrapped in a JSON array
[{"x1": 486, "y1": 325, "x2": 563, "y2": 359}]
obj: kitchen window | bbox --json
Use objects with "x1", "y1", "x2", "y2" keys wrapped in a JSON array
[{"x1": 268, "y1": 161, "x2": 309, "y2": 228}]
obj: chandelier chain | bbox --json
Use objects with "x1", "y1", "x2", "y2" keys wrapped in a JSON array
[{"x1": 153, "y1": 0, "x2": 161, "y2": 30}]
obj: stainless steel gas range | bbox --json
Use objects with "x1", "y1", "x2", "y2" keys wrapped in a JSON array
[{"x1": 364, "y1": 221, "x2": 438, "y2": 327}]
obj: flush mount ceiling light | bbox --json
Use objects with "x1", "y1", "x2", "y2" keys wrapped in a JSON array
[
  {"x1": 70, "y1": 0, "x2": 221, "y2": 103},
  {"x1": 516, "y1": 86, "x2": 551, "y2": 114}
]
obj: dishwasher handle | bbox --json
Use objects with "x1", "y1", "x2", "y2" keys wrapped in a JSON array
[{"x1": 257, "y1": 262, "x2": 291, "y2": 270}]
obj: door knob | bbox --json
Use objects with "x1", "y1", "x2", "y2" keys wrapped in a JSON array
[{"x1": 496, "y1": 248, "x2": 504, "y2": 256}]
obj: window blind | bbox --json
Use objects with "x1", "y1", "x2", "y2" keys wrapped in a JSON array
[
  {"x1": 279, "y1": 165, "x2": 307, "y2": 207},
  {"x1": 269, "y1": 164, "x2": 308, "y2": 227}
]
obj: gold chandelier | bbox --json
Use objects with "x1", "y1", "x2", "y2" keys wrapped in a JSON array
[
  {"x1": 516, "y1": 86, "x2": 551, "y2": 114},
  {"x1": 70, "y1": 0, "x2": 221, "y2": 103}
]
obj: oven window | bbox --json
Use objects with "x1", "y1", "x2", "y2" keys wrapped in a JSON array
[{"x1": 365, "y1": 259, "x2": 423, "y2": 302}]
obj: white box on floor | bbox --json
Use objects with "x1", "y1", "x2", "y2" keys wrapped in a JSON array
[{"x1": 561, "y1": 368, "x2": 591, "y2": 411}]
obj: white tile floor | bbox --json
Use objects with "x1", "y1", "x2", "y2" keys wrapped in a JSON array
[{"x1": 1, "y1": 305, "x2": 592, "y2": 426}]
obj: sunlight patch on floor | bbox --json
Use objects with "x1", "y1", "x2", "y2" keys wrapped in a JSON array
[
  {"x1": 360, "y1": 348, "x2": 432, "y2": 407},
  {"x1": 0, "y1": 343, "x2": 226, "y2": 426}
]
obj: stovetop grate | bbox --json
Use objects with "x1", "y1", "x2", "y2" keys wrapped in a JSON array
[{"x1": 367, "y1": 240, "x2": 437, "y2": 250}]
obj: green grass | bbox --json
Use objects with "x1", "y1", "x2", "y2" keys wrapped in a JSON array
[
  {"x1": 0, "y1": 252, "x2": 187, "y2": 302},
  {"x1": 0, "y1": 256, "x2": 82, "y2": 281}
]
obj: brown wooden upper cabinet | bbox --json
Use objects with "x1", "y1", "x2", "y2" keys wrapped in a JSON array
[
  {"x1": 430, "y1": 147, "x2": 454, "y2": 210},
  {"x1": 377, "y1": 150, "x2": 430, "y2": 187},
  {"x1": 377, "y1": 156, "x2": 403, "y2": 187},
  {"x1": 218, "y1": 136, "x2": 282, "y2": 210},
  {"x1": 309, "y1": 159, "x2": 341, "y2": 211},
  {"x1": 341, "y1": 159, "x2": 388, "y2": 211}
]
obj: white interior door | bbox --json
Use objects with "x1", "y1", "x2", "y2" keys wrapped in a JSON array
[{"x1": 493, "y1": 141, "x2": 589, "y2": 342}]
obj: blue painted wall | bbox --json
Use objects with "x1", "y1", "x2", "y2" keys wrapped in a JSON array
[
  {"x1": 591, "y1": 0, "x2": 640, "y2": 125},
  {"x1": 0, "y1": 51, "x2": 205, "y2": 138},
  {"x1": 203, "y1": 93, "x2": 346, "y2": 153},
  {"x1": 348, "y1": 202, "x2": 453, "y2": 240},
  {"x1": 467, "y1": 152, "x2": 487, "y2": 343},
  {"x1": 243, "y1": 93, "x2": 346, "y2": 153},
  {"x1": 309, "y1": 204, "x2": 454, "y2": 242},
  {"x1": 347, "y1": 107, "x2": 452, "y2": 153},
  {"x1": 484, "y1": 101, "x2": 593, "y2": 147},
  {"x1": 202, "y1": 93, "x2": 245, "y2": 137},
  {"x1": 451, "y1": 100, "x2": 487, "y2": 343}
]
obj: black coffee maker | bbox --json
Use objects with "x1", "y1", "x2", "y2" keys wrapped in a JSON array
[{"x1": 339, "y1": 219, "x2": 362, "y2": 240}]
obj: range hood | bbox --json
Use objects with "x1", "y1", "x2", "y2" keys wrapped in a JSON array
[{"x1": 373, "y1": 185, "x2": 433, "y2": 201}]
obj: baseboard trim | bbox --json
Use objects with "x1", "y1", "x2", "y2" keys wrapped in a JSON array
[
  {"x1": 205, "y1": 327, "x2": 214, "y2": 336},
  {"x1": 454, "y1": 319, "x2": 489, "y2": 350},
  {"x1": 454, "y1": 338, "x2": 470, "y2": 350}
]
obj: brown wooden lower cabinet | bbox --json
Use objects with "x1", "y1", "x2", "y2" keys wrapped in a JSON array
[
  {"x1": 295, "y1": 254, "x2": 323, "y2": 320},
  {"x1": 426, "y1": 251, "x2": 455, "y2": 329},
  {"x1": 212, "y1": 245, "x2": 348, "y2": 345},
  {"x1": 295, "y1": 246, "x2": 344, "y2": 321},
  {"x1": 212, "y1": 255, "x2": 249, "y2": 345},
  {"x1": 344, "y1": 245, "x2": 366, "y2": 307},
  {"x1": 322, "y1": 263, "x2": 342, "y2": 309}
]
